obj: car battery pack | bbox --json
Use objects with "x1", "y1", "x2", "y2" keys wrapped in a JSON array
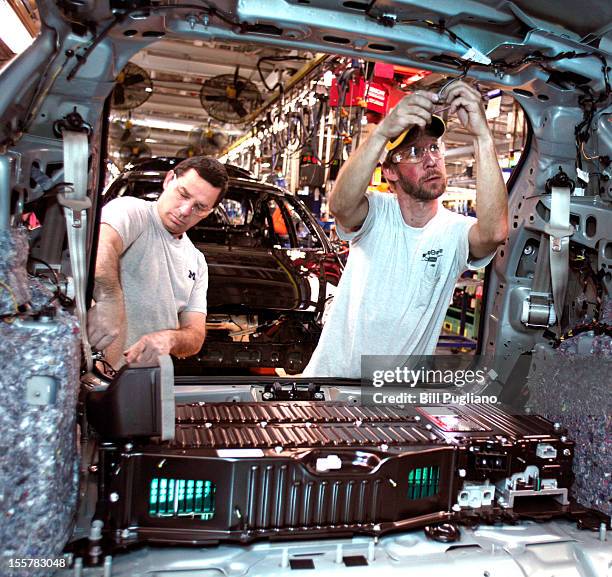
[{"x1": 86, "y1": 373, "x2": 594, "y2": 548}]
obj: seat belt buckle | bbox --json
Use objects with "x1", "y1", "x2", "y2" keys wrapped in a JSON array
[{"x1": 57, "y1": 192, "x2": 92, "y2": 228}]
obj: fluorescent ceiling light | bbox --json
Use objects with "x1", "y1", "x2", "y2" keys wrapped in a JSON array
[
  {"x1": 109, "y1": 114, "x2": 246, "y2": 136},
  {"x1": 110, "y1": 115, "x2": 197, "y2": 132},
  {"x1": 0, "y1": 1, "x2": 34, "y2": 53}
]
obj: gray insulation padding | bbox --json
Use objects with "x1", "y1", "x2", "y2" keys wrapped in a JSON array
[
  {"x1": 526, "y1": 299, "x2": 612, "y2": 516},
  {"x1": 0, "y1": 228, "x2": 31, "y2": 315},
  {"x1": 0, "y1": 285, "x2": 81, "y2": 576}
]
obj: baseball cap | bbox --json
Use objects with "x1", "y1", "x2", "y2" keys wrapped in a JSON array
[{"x1": 386, "y1": 114, "x2": 446, "y2": 153}]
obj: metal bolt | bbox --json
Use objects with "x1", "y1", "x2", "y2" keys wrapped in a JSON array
[
  {"x1": 553, "y1": 422, "x2": 561, "y2": 430},
  {"x1": 280, "y1": 548, "x2": 289, "y2": 568},
  {"x1": 103, "y1": 556, "x2": 112, "y2": 577},
  {"x1": 560, "y1": 436, "x2": 567, "y2": 442},
  {"x1": 124, "y1": 443, "x2": 133, "y2": 452},
  {"x1": 563, "y1": 449, "x2": 571, "y2": 456},
  {"x1": 458, "y1": 469, "x2": 467, "y2": 477},
  {"x1": 121, "y1": 529, "x2": 131, "y2": 539},
  {"x1": 262, "y1": 391, "x2": 274, "y2": 400},
  {"x1": 88, "y1": 465, "x2": 98, "y2": 473},
  {"x1": 109, "y1": 492, "x2": 119, "y2": 503},
  {"x1": 599, "y1": 522, "x2": 607, "y2": 542},
  {"x1": 523, "y1": 245, "x2": 534, "y2": 255}
]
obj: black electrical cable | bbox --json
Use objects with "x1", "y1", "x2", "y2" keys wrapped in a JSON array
[
  {"x1": 553, "y1": 322, "x2": 612, "y2": 348},
  {"x1": 28, "y1": 256, "x2": 75, "y2": 309},
  {"x1": 29, "y1": 256, "x2": 61, "y2": 289},
  {"x1": 307, "y1": 95, "x2": 326, "y2": 159},
  {"x1": 194, "y1": 0, "x2": 243, "y2": 28},
  {"x1": 322, "y1": 66, "x2": 358, "y2": 169},
  {"x1": 67, "y1": 14, "x2": 126, "y2": 81},
  {"x1": 426, "y1": 19, "x2": 473, "y2": 51},
  {"x1": 94, "y1": 357, "x2": 118, "y2": 378}
]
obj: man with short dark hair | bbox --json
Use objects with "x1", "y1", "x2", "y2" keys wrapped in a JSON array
[
  {"x1": 88, "y1": 156, "x2": 229, "y2": 367},
  {"x1": 303, "y1": 81, "x2": 508, "y2": 378}
]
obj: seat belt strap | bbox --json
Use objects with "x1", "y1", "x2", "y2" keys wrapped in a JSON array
[
  {"x1": 58, "y1": 128, "x2": 93, "y2": 371},
  {"x1": 544, "y1": 170, "x2": 574, "y2": 333}
]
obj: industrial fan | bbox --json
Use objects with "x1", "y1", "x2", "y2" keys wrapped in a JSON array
[
  {"x1": 118, "y1": 141, "x2": 152, "y2": 166},
  {"x1": 200, "y1": 67, "x2": 262, "y2": 123},
  {"x1": 111, "y1": 63, "x2": 153, "y2": 110},
  {"x1": 176, "y1": 145, "x2": 201, "y2": 158},
  {"x1": 109, "y1": 118, "x2": 151, "y2": 143},
  {"x1": 177, "y1": 128, "x2": 228, "y2": 157}
]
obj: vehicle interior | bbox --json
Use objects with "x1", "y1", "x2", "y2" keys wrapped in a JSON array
[{"x1": 0, "y1": 1, "x2": 611, "y2": 576}]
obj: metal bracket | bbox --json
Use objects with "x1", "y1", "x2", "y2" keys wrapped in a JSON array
[
  {"x1": 53, "y1": 107, "x2": 93, "y2": 139},
  {"x1": 26, "y1": 375, "x2": 58, "y2": 405},
  {"x1": 57, "y1": 191, "x2": 91, "y2": 228}
]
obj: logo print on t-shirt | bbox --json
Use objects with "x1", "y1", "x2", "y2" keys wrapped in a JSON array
[
  {"x1": 422, "y1": 248, "x2": 443, "y2": 266},
  {"x1": 188, "y1": 270, "x2": 196, "y2": 280}
]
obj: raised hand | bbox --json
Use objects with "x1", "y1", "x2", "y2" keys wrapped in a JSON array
[{"x1": 442, "y1": 81, "x2": 491, "y2": 138}]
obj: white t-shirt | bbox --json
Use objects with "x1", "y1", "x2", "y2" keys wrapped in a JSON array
[
  {"x1": 302, "y1": 191, "x2": 495, "y2": 378},
  {"x1": 102, "y1": 197, "x2": 208, "y2": 349}
]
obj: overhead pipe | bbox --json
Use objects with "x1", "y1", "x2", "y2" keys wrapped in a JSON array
[{"x1": 444, "y1": 140, "x2": 508, "y2": 160}]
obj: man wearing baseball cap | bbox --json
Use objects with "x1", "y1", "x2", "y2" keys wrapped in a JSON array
[{"x1": 303, "y1": 81, "x2": 508, "y2": 378}]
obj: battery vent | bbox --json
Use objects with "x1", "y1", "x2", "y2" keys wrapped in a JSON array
[
  {"x1": 149, "y1": 478, "x2": 216, "y2": 519},
  {"x1": 407, "y1": 466, "x2": 440, "y2": 499}
]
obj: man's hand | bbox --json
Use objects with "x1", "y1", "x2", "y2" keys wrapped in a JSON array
[
  {"x1": 377, "y1": 91, "x2": 439, "y2": 140},
  {"x1": 124, "y1": 330, "x2": 174, "y2": 365},
  {"x1": 123, "y1": 312, "x2": 205, "y2": 366},
  {"x1": 443, "y1": 81, "x2": 490, "y2": 138},
  {"x1": 87, "y1": 298, "x2": 125, "y2": 351}
]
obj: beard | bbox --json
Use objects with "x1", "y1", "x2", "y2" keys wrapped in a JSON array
[{"x1": 397, "y1": 170, "x2": 446, "y2": 200}]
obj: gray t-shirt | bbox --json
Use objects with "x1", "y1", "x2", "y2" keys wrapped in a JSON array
[
  {"x1": 302, "y1": 191, "x2": 495, "y2": 378},
  {"x1": 102, "y1": 197, "x2": 208, "y2": 349}
]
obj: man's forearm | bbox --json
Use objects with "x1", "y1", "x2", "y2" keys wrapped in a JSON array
[
  {"x1": 93, "y1": 240, "x2": 124, "y2": 302},
  {"x1": 473, "y1": 133, "x2": 508, "y2": 243},
  {"x1": 88, "y1": 226, "x2": 127, "y2": 363},
  {"x1": 164, "y1": 325, "x2": 205, "y2": 358}
]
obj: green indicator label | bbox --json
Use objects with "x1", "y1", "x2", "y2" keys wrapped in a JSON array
[
  {"x1": 407, "y1": 466, "x2": 440, "y2": 500},
  {"x1": 148, "y1": 476, "x2": 216, "y2": 519},
  {"x1": 195, "y1": 480, "x2": 204, "y2": 513}
]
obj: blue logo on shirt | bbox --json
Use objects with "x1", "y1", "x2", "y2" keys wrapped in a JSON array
[{"x1": 422, "y1": 248, "x2": 443, "y2": 265}]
